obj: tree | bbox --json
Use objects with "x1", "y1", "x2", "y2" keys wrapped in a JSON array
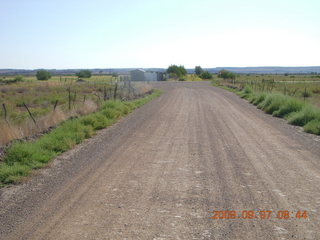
[
  {"x1": 195, "y1": 66, "x2": 204, "y2": 76},
  {"x1": 166, "y1": 65, "x2": 187, "y2": 79},
  {"x1": 200, "y1": 71, "x2": 212, "y2": 79},
  {"x1": 218, "y1": 70, "x2": 236, "y2": 80},
  {"x1": 36, "y1": 70, "x2": 52, "y2": 80},
  {"x1": 76, "y1": 70, "x2": 92, "y2": 78}
]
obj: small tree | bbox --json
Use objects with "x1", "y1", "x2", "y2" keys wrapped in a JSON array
[
  {"x1": 36, "y1": 70, "x2": 52, "y2": 80},
  {"x1": 195, "y1": 66, "x2": 204, "y2": 76},
  {"x1": 200, "y1": 71, "x2": 212, "y2": 79},
  {"x1": 14, "y1": 75, "x2": 23, "y2": 82},
  {"x1": 76, "y1": 70, "x2": 92, "y2": 78}
]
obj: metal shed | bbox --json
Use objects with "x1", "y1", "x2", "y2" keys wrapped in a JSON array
[{"x1": 130, "y1": 69, "x2": 165, "y2": 81}]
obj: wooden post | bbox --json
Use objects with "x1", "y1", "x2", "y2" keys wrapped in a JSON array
[
  {"x1": 103, "y1": 86, "x2": 107, "y2": 101},
  {"x1": 83, "y1": 95, "x2": 86, "y2": 103},
  {"x1": 68, "y1": 87, "x2": 71, "y2": 111},
  {"x1": 304, "y1": 87, "x2": 307, "y2": 101},
  {"x1": 53, "y1": 100, "x2": 58, "y2": 112},
  {"x1": 73, "y1": 91, "x2": 77, "y2": 106},
  {"x1": 94, "y1": 93, "x2": 102, "y2": 105},
  {"x1": 23, "y1": 103, "x2": 38, "y2": 128},
  {"x1": 2, "y1": 103, "x2": 9, "y2": 125},
  {"x1": 113, "y1": 82, "x2": 118, "y2": 100}
]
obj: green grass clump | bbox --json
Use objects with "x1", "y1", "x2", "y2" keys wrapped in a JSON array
[
  {"x1": 80, "y1": 113, "x2": 110, "y2": 130},
  {"x1": 262, "y1": 95, "x2": 285, "y2": 114},
  {"x1": 0, "y1": 89, "x2": 161, "y2": 186},
  {"x1": 0, "y1": 164, "x2": 32, "y2": 184},
  {"x1": 257, "y1": 94, "x2": 272, "y2": 109},
  {"x1": 251, "y1": 93, "x2": 266, "y2": 105},
  {"x1": 239, "y1": 86, "x2": 253, "y2": 99},
  {"x1": 304, "y1": 119, "x2": 320, "y2": 135},
  {"x1": 272, "y1": 98, "x2": 304, "y2": 118},
  {"x1": 287, "y1": 105, "x2": 320, "y2": 126}
]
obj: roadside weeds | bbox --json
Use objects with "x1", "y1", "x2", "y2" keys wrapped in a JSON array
[
  {"x1": 212, "y1": 82, "x2": 320, "y2": 136},
  {"x1": 0, "y1": 90, "x2": 161, "y2": 186}
]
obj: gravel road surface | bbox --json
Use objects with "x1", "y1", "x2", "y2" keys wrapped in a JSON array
[{"x1": 1, "y1": 82, "x2": 320, "y2": 239}]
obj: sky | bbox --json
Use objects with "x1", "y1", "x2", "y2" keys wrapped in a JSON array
[{"x1": 0, "y1": 0, "x2": 319, "y2": 69}]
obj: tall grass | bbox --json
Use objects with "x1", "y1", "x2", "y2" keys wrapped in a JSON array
[
  {"x1": 287, "y1": 105, "x2": 320, "y2": 126},
  {"x1": 0, "y1": 90, "x2": 161, "y2": 186}
]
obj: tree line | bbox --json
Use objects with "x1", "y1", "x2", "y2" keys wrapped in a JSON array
[{"x1": 166, "y1": 65, "x2": 235, "y2": 80}]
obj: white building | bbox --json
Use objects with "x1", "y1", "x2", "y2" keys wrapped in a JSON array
[{"x1": 130, "y1": 69, "x2": 165, "y2": 81}]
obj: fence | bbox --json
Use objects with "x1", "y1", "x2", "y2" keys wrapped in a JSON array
[{"x1": 0, "y1": 79, "x2": 152, "y2": 146}]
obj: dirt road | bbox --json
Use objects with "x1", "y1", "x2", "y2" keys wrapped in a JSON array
[{"x1": 1, "y1": 82, "x2": 320, "y2": 240}]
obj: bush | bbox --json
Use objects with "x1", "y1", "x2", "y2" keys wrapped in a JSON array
[
  {"x1": 36, "y1": 70, "x2": 52, "y2": 80},
  {"x1": 14, "y1": 75, "x2": 23, "y2": 82},
  {"x1": 218, "y1": 70, "x2": 236, "y2": 80},
  {"x1": 304, "y1": 119, "x2": 320, "y2": 135},
  {"x1": 167, "y1": 65, "x2": 187, "y2": 78},
  {"x1": 200, "y1": 71, "x2": 212, "y2": 79},
  {"x1": 76, "y1": 70, "x2": 92, "y2": 78}
]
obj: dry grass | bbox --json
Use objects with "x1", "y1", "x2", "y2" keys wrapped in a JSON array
[
  {"x1": 0, "y1": 77, "x2": 151, "y2": 146},
  {"x1": 0, "y1": 100, "x2": 99, "y2": 145}
]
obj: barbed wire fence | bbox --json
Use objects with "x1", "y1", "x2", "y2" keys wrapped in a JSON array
[{"x1": 0, "y1": 77, "x2": 152, "y2": 146}]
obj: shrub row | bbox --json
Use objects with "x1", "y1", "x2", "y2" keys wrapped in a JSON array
[
  {"x1": 0, "y1": 90, "x2": 161, "y2": 185},
  {"x1": 238, "y1": 87, "x2": 320, "y2": 135}
]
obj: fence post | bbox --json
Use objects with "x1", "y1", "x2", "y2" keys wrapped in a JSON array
[
  {"x1": 104, "y1": 86, "x2": 107, "y2": 101},
  {"x1": 68, "y1": 87, "x2": 71, "y2": 111},
  {"x1": 23, "y1": 103, "x2": 38, "y2": 128},
  {"x1": 73, "y1": 91, "x2": 77, "y2": 107},
  {"x1": 2, "y1": 103, "x2": 9, "y2": 125},
  {"x1": 304, "y1": 87, "x2": 307, "y2": 101},
  {"x1": 94, "y1": 93, "x2": 102, "y2": 105},
  {"x1": 113, "y1": 82, "x2": 118, "y2": 100},
  {"x1": 53, "y1": 100, "x2": 58, "y2": 112}
]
